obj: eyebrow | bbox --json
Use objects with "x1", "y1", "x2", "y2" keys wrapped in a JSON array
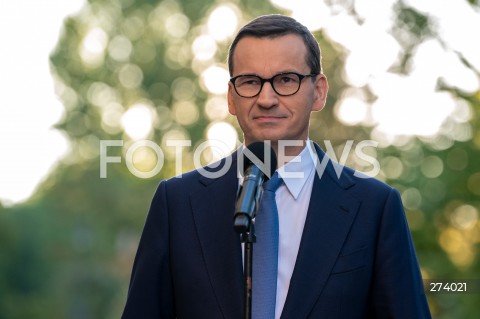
[{"x1": 234, "y1": 70, "x2": 302, "y2": 78}]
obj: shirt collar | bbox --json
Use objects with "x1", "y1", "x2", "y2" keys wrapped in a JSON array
[{"x1": 277, "y1": 140, "x2": 316, "y2": 199}]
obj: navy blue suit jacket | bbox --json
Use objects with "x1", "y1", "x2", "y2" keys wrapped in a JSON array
[{"x1": 122, "y1": 144, "x2": 431, "y2": 318}]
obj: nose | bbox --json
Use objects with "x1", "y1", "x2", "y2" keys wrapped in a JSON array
[{"x1": 256, "y1": 81, "x2": 278, "y2": 109}]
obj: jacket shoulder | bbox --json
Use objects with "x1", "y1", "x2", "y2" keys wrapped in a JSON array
[
  {"x1": 157, "y1": 154, "x2": 237, "y2": 190},
  {"x1": 312, "y1": 142, "x2": 395, "y2": 206}
]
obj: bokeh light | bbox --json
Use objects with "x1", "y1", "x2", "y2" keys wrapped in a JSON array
[
  {"x1": 201, "y1": 65, "x2": 230, "y2": 95},
  {"x1": 80, "y1": 27, "x2": 108, "y2": 68},
  {"x1": 192, "y1": 35, "x2": 217, "y2": 61},
  {"x1": 172, "y1": 101, "x2": 199, "y2": 126},
  {"x1": 334, "y1": 89, "x2": 369, "y2": 126},
  {"x1": 203, "y1": 121, "x2": 239, "y2": 163},
  {"x1": 401, "y1": 188, "x2": 422, "y2": 210},
  {"x1": 108, "y1": 35, "x2": 133, "y2": 62},
  {"x1": 207, "y1": 122, "x2": 238, "y2": 151},
  {"x1": 171, "y1": 77, "x2": 196, "y2": 101},
  {"x1": 204, "y1": 96, "x2": 229, "y2": 121},
  {"x1": 420, "y1": 156, "x2": 444, "y2": 179},
  {"x1": 381, "y1": 156, "x2": 404, "y2": 179},
  {"x1": 125, "y1": 140, "x2": 163, "y2": 179},
  {"x1": 121, "y1": 102, "x2": 156, "y2": 140},
  {"x1": 101, "y1": 102, "x2": 124, "y2": 134},
  {"x1": 450, "y1": 205, "x2": 479, "y2": 230},
  {"x1": 439, "y1": 227, "x2": 474, "y2": 269},
  {"x1": 165, "y1": 13, "x2": 190, "y2": 39},
  {"x1": 161, "y1": 128, "x2": 191, "y2": 159},
  {"x1": 118, "y1": 63, "x2": 144, "y2": 89},
  {"x1": 207, "y1": 5, "x2": 239, "y2": 42},
  {"x1": 87, "y1": 82, "x2": 120, "y2": 107}
]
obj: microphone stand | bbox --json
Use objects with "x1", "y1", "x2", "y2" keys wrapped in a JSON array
[
  {"x1": 234, "y1": 168, "x2": 264, "y2": 319},
  {"x1": 239, "y1": 221, "x2": 254, "y2": 319},
  {"x1": 234, "y1": 210, "x2": 256, "y2": 319}
]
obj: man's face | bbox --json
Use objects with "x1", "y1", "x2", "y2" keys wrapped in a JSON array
[{"x1": 228, "y1": 34, "x2": 328, "y2": 147}]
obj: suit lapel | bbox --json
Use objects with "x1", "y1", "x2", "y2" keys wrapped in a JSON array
[
  {"x1": 281, "y1": 145, "x2": 361, "y2": 318},
  {"x1": 190, "y1": 156, "x2": 244, "y2": 319}
]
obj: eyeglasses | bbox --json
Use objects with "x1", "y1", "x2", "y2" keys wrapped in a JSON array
[{"x1": 230, "y1": 72, "x2": 318, "y2": 98}]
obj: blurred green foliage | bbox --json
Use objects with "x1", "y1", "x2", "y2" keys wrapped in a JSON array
[{"x1": 1, "y1": 0, "x2": 479, "y2": 318}]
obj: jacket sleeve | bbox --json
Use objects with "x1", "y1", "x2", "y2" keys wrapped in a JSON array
[
  {"x1": 369, "y1": 188, "x2": 431, "y2": 318},
  {"x1": 122, "y1": 181, "x2": 175, "y2": 318}
]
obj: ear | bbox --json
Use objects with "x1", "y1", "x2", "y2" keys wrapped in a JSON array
[
  {"x1": 227, "y1": 82, "x2": 237, "y2": 116},
  {"x1": 312, "y1": 74, "x2": 328, "y2": 112}
]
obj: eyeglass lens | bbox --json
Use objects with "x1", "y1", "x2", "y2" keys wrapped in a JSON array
[{"x1": 234, "y1": 73, "x2": 302, "y2": 97}]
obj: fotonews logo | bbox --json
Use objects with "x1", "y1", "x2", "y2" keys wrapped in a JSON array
[{"x1": 99, "y1": 139, "x2": 380, "y2": 179}]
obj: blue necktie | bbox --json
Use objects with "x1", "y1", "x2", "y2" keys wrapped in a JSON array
[{"x1": 253, "y1": 172, "x2": 283, "y2": 319}]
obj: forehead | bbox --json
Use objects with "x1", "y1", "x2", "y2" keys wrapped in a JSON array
[{"x1": 232, "y1": 34, "x2": 309, "y2": 76}]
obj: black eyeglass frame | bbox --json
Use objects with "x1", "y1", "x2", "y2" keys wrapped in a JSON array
[{"x1": 229, "y1": 72, "x2": 318, "y2": 98}]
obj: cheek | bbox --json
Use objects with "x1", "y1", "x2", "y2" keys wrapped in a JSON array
[
  {"x1": 236, "y1": 110, "x2": 250, "y2": 126},
  {"x1": 231, "y1": 99, "x2": 252, "y2": 119},
  {"x1": 290, "y1": 99, "x2": 313, "y2": 120}
]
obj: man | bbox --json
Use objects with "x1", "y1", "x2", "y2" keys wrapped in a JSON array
[{"x1": 122, "y1": 14, "x2": 431, "y2": 318}]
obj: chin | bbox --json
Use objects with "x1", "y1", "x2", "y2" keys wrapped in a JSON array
[{"x1": 250, "y1": 135, "x2": 281, "y2": 143}]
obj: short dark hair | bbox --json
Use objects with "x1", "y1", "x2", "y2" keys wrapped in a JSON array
[{"x1": 228, "y1": 14, "x2": 322, "y2": 76}]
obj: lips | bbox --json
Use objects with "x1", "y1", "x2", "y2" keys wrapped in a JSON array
[{"x1": 253, "y1": 115, "x2": 287, "y2": 123}]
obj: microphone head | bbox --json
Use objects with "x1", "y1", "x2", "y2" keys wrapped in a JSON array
[{"x1": 242, "y1": 141, "x2": 277, "y2": 179}]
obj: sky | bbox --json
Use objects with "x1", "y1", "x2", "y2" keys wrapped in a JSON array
[
  {"x1": 0, "y1": 0, "x2": 479, "y2": 206},
  {"x1": 0, "y1": 0, "x2": 84, "y2": 205}
]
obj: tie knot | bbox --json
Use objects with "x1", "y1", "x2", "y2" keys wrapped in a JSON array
[{"x1": 263, "y1": 172, "x2": 283, "y2": 192}]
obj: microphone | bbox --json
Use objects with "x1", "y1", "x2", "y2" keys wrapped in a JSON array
[{"x1": 234, "y1": 142, "x2": 277, "y2": 234}]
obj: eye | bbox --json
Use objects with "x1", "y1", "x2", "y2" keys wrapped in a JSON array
[
  {"x1": 276, "y1": 73, "x2": 299, "y2": 85},
  {"x1": 237, "y1": 76, "x2": 260, "y2": 86}
]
